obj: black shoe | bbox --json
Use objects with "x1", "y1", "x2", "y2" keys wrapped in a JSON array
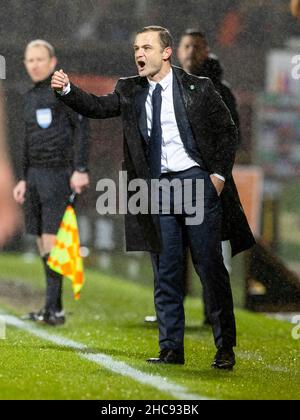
[
  {"x1": 22, "y1": 309, "x2": 65, "y2": 326},
  {"x1": 22, "y1": 309, "x2": 46, "y2": 322},
  {"x1": 41, "y1": 310, "x2": 66, "y2": 326},
  {"x1": 212, "y1": 348, "x2": 236, "y2": 370},
  {"x1": 147, "y1": 349, "x2": 185, "y2": 365}
]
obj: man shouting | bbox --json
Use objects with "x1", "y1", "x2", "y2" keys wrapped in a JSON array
[{"x1": 52, "y1": 26, "x2": 255, "y2": 369}]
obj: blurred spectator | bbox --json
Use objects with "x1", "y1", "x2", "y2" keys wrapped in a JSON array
[
  {"x1": 0, "y1": 82, "x2": 20, "y2": 247},
  {"x1": 291, "y1": 0, "x2": 300, "y2": 18},
  {"x1": 217, "y1": 9, "x2": 243, "y2": 46}
]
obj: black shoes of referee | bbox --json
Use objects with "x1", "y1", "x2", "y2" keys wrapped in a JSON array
[{"x1": 22, "y1": 309, "x2": 66, "y2": 326}]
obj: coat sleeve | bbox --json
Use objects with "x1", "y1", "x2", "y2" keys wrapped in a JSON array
[
  {"x1": 64, "y1": 106, "x2": 90, "y2": 171},
  {"x1": 221, "y1": 84, "x2": 242, "y2": 146},
  {"x1": 56, "y1": 81, "x2": 121, "y2": 120},
  {"x1": 204, "y1": 79, "x2": 238, "y2": 179}
]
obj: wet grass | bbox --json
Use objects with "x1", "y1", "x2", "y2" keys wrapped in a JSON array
[{"x1": 0, "y1": 254, "x2": 299, "y2": 400}]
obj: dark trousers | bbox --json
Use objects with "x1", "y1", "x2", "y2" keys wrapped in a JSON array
[
  {"x1": 43, "y1": 255, "x2": 63, "y2": 313},
  {"x1": 181, "y1": 248, "x2": 210, "y2": 323},
  {"x1": 151, "y1": 167, "x2": 236, "y2": 352}
]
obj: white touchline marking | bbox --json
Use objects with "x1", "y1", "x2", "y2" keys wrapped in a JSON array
[
  {"x1": 2, "y1": 313, "x2": 211, "y2": 401},
  {"x1": 265, "y1": 313, "x2": 300, "y2": 323}
]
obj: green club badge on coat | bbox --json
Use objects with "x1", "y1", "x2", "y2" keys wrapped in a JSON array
[{"x1": 190, "y1": 85, "x2": 195, "y2": 91}]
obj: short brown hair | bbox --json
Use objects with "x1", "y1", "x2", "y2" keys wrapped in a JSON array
[
  {"x1": 136, "y1": 26, "x2": 174, "y2": 50},
  {"x1": 181, "y1": 29, "x2": 208, "y2": 46}
]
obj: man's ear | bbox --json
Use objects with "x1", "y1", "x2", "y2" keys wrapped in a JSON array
[
  {"x1": 50, "y1": 56, "x2": 58, "y2": 72},
  {"x1": 163, "y1": 47, "x2": 173, "y2": 61}
]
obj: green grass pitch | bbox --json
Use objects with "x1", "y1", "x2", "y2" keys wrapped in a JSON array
[{"x1": 0, "y1": 254, "x2": 299, "y2": 400}]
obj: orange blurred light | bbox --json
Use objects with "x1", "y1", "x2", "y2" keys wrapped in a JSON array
[{"x1": 291, "y1": 0, "x2": 300, "y2": 19}]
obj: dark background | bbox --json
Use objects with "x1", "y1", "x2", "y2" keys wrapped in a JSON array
[{"x1": 2, "y1": 1, "x2": 300, "y2": 300}]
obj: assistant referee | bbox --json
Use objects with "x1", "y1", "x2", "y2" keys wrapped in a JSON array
[{"x1": 13, "y1": 40, "x2": 90, "y2": 326}]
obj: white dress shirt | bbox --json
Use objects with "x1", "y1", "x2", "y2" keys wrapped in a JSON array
[
  {"x1": 146, "y1": 70, "x2": 224, "y2": 181},
  {"x1": 146, "y1": 69, "x2": 199, "y2": 174}
]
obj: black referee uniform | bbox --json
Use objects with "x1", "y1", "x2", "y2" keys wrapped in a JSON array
[{"x1": 19, "y1": 74, "x2": 90, "y2": 324}]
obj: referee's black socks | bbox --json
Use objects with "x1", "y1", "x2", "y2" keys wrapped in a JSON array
[{"x1": 42, "y1": 254, "x2": 63, "y2": 313}]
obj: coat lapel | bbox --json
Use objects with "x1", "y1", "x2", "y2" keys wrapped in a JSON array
[
  {"x1": 134, "y1": 78, "x2": 150, "y2": 144},
  {"x1": 172, "y1": 70, "x2": 191, "y2": 146},
  {"x1": 133, "y1": 68, "x2": 201, "y2": 147},
  {"x1": 172, "y1": 66, "x2": 205, "y2": 124}
]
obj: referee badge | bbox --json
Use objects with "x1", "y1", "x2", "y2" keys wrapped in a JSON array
[{"x1": 36, "y1": 108, "x2": 52, "y2": 129}]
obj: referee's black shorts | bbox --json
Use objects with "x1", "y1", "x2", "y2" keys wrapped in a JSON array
[{"x1": 24, "y1": 167, "x2": 72, "y2": 236}]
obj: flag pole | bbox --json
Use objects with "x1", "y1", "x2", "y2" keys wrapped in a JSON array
[{"x1": 68, "y1": 192, "x2": 77, "y2": 206}]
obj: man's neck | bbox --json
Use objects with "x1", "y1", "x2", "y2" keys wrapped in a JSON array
[
  {"x1": 148, "y1": 64, "x2": 172, "y2": 83},
  {"x1": 34, "y1": 73, "x2": 52, "y2": 86}
]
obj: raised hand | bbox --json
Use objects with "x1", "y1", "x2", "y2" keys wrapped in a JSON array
[{"x1": 51, "y1": 69, "x2": 70, "y2": 92}]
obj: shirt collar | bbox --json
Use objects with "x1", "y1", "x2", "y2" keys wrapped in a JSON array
[{"x1": 147, "y1": 69, "x2": 173, "y2": 91}]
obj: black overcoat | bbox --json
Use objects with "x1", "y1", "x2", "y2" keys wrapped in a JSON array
[{"x1": 57, "y1": 66, "x2": 256, "y2": 257}]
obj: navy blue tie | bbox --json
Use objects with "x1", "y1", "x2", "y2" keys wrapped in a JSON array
[{"x1": 149, "y1": 83, "x2": 163, "y2": 179}]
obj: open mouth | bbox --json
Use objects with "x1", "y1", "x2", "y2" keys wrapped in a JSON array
[{"x1": 137, "y1": 60, "x2": 146, "y2": 71}]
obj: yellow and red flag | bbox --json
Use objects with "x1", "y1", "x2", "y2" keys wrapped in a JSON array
[{"x1": 48, "y1": 204, "x2": 84, "y2": 300}]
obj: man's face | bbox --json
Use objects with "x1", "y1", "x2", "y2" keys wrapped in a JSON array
[
  {"x1": 134, "y1": 32, "x2": 172, "y2": 78},
  {"x1": 177, "y1": 35, "x2": 209, "y2": 73},
  {"x1": 24, "y1": 46, "x2": 57, "y2": 83}
]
